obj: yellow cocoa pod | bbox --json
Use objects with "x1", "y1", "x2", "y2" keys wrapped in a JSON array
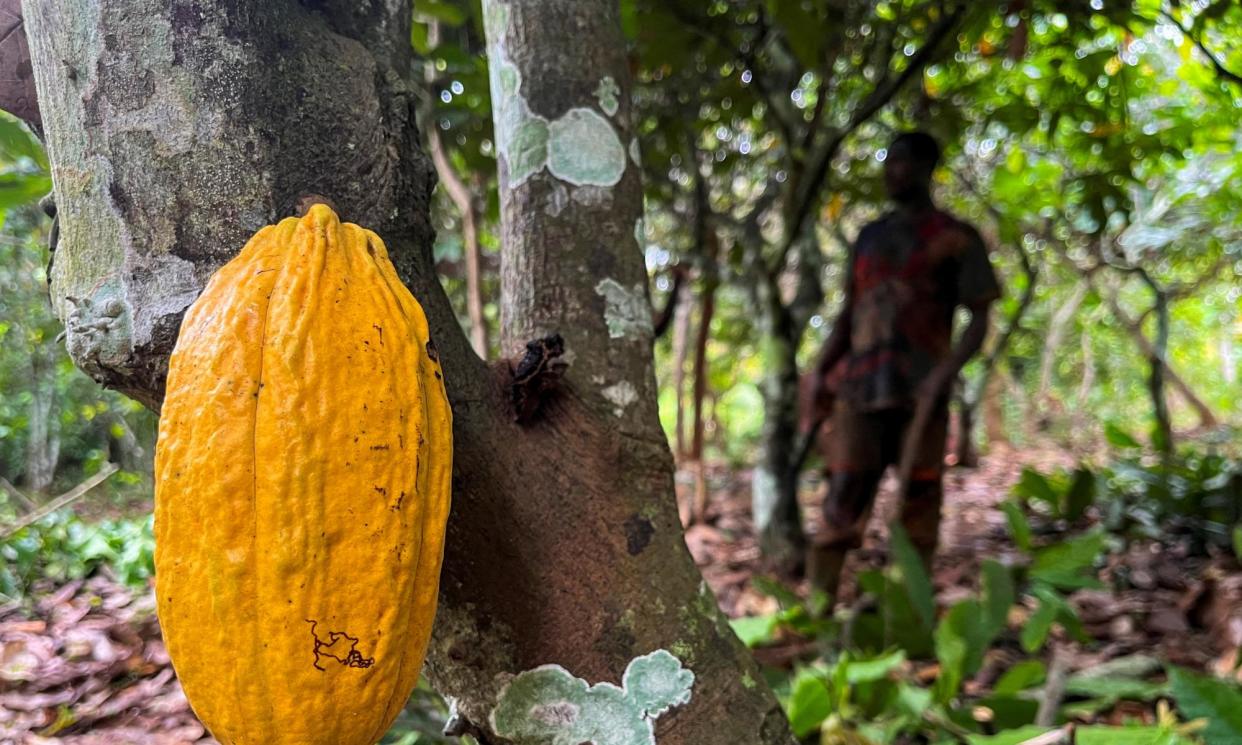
[{"x1": 154, "y1": 205, "x2": 452, "y2": 745}]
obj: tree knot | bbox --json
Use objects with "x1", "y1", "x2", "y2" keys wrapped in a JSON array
[{"x1": 510, "y1": 333, "x2": 567, "y2": 424}]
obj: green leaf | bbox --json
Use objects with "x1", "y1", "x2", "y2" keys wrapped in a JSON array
[
  {"x1": 967, "y1": 726, "x2": 1054, "y2": 745},
  {"x1": 1232, "y1": 524, "x2": 1242, "y2": 562},
  {"x1": 842, "y1": 649, "x2": 905, "y2": 684},
  {"x1": 1064, "y1": 675, "x2": 1168, "y2": 703},
  {"x1": 978, "y1": 694, "x2": 1041, "y2": 730},
  {"x1": 0, "y1": 115, "x2": 47, "y2": 170},
  {"x1": 1076, "y1": 724, "x2": 1193, "y2": 745},
  {"x1": 994, "y1": 660, "x2": 1046, "y2": 695},
  {"x1": 729, "y1": 614, "x2": 778, "y2": 648},
  {"x1": 1168, "y1": 666, "x2": 1242, "y2": 744},
  {"x1": 785, "y1": 668, "x2": 831, "y2": 739},
  {"x1": 934, "y1": 600, "x2": 991, "y2": 703},
  {"x1": 1014, "y1": 468, "x2": 1059, "y2": 507},
  {"x1": 1002, "y1": 501, "x2": 1033, "y2": 552},
  {"x1": 764, "y1": 0, "x2": 821, "y2": 70},
  {"x1": 981, "y1": 560, "x2": 1015, "y2": 639},
  {"x1": 1064, "y1": 467, "x2": 1096, "y2": 522},
  {"x1": 411, "y1": 22, "x2": 432, "y2": 55},
  {"x1": 415, "y1": 0, "x2": 467, "y2": 26},
  {"x1": 1020, "y1": 596, "x2": 1057, "y2": 653},
  {"x1": 752, "y1": 575, "x2": 802, "y2": 609},
  {"x1": 1104, "y1": 421, "x2": 1143, "y2": 449},
  {"x1": 1030, "y1": 529, "x2": 1105, "y2": 590},
  {"x1": 0, "y1": 172, "x2": 51, "y2": 210},
  {"x1": 888, "y1": 523, "x2": 935, "y2": 630},
  {"x1": 894, "y1": 682, "x2": 932, "y2": 720}
]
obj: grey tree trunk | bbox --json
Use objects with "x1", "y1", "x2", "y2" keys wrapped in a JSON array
[
  {"x1": 23, "y1": 0, "x2": 791, "y2": 741},
  {"x1": 671, "y1": 282, "x2": 691, "y2": 459},
  {"x1": 753, "y1": 331, "x2": 805, "y2": 569},
  {"x1": 24, "y1": 346, "x2": 59, "y2": 492}
]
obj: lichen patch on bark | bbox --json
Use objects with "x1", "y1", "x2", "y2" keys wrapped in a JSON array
[
  {"x1": 489, "y1": 650, "x2": 694, "y2": 745},
  {"x1": 484, "y1": 1, "x2": 627, "y2": 189},
  {"x1": 602, "y1": 380, "x2": 638, "y2": 417},
  {"x1": 594, "y1": 76, "x2": 620, "y2": 117},
  {"x1": 546, "y1": 108, "x2": 626, "y2": 187},
  {"x1": 594, "y1": 279, "x2": 653, "y2": 341}
]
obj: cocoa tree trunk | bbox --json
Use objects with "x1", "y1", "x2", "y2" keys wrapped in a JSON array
[{"x1": 23, "y1": 0, "x2": 791, "y2": 741}]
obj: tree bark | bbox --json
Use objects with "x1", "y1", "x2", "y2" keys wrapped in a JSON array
[
  {"x1": 982, "y1": 363, "x2": 1007, "y2": 446},
  {"x1": 24, "y1": 345, "x2": 58, "y2": 492},
  {"x1": 752, "y1": 300, "x2": 806, "y2": 570},
  {"x1": 478, "y1": 1, "x2": 789, "y2": 737},
  {"x1": 689, "y1": 231, "x2": 719, "y2": 522},
  {"x1": 24, "y1": 0, "x2": 791, "y2": 741},
  {"x1": 671, "y1": 280, "x2": 692, "y2": 459}
]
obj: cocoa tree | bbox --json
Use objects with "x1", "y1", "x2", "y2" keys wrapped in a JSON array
[{"x1": 19, "y1": 0, "x2": 790, "y2": 741}]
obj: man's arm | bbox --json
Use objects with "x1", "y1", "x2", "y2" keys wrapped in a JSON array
[
  {"x1": 918, "y1": 300, "x2": 991, "y2": 403},
  {"x1": 815, "y1": 304, "x2": 853, "y2": 378}
]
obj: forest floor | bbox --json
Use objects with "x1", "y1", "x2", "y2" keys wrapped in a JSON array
[
  {"x1": 2, "y1": 446, "x2": 1241, "y2": 743},
  {"x1": 684, "y1": 444, "x2": 1242, "y2": 717}
]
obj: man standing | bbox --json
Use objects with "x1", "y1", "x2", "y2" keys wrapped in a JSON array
[{"x1": 807, "y1": 131, "x2": 1001, "y2": 597}]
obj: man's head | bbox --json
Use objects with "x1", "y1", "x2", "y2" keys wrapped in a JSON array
[{"x1": 884, "y1": 131, "x2": 940, "y2": 203}]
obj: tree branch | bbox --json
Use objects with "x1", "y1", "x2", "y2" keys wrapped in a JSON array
[
  {"x1": 781, "y1": 3, "x2": 966, "y2": 260},
  {"x1": 1160, "y1": 9, "x2": 1242, "y2": 88}
]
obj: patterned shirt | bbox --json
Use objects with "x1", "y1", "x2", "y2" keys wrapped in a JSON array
[{"x1": 837, "y1": 209, "x2": 1000, "y2": 411}]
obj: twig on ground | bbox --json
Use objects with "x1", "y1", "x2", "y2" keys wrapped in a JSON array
[
  {"x1": 1018, "y1": 725, "x2": 1075, "y2": 745},
  {"x1": 1036, "y1": 645, "x2": 1070, "y2": 727},
  {"x1": 0, "y1": 463, "x2": 120, "y2": 539},
  {"x1": 0, "y1": 476, "x2": 38, "y2": 513}
]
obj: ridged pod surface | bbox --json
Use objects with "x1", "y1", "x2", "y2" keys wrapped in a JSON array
[{"x1": 154, "y1": 205, "x2": 452, "y2": 745}]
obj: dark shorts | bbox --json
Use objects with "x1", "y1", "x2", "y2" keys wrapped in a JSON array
[{"x1": 826, "y1": 402, "x2": 948, "y2": 482}]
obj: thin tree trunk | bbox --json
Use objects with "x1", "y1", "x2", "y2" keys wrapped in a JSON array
[
  {"x1": 689, "y1": 231, "x2": 719, "y2": 522},
  {"x1": 1136, "y1": 270, "x2": 1173, "y2": 454},
  {"x1": 958, "y1": 240, "x2": 1036, "y2": 466},
  {"x1": 1035, "y1": 282, "x2": 1087, "y2": 428},
  {"x1": 671, "y1": 281, "x2": 692, "y2": 459},
  {"x1": 1073, "y1": 325, "x2": 1094, "y2": 451},
  {"x1": 24, "y1": 347, "x2": 58, "y2": 492},
  {"x1": 982, "y1": 363, "x2": 1007, "y2": 446},
  {"x1": 752, "y1": 300, "x2": 805, "y2": 571},
  {"x1": 422, "y1": 16, "x2": 488, "y2": 358},
  {"x1": 428, "y1": 125, "x2": 489, "y2": 358},
  {"x1": 24, "y1": 0, "x2": 791, "y2": 741},
  {"x1": 1100, "y1": 285, "x2": 1217, "y2": 430}
]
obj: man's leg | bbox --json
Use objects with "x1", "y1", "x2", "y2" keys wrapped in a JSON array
[
  {"x1": 897, "y1": 406, "x2": 949, "y2": 568},
  {"x1": 810, "y1": 468, "x2": 883, "y2": 599},
  {"x1": 900, "y1": 477, "x2": 943, "y2": 567}
]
